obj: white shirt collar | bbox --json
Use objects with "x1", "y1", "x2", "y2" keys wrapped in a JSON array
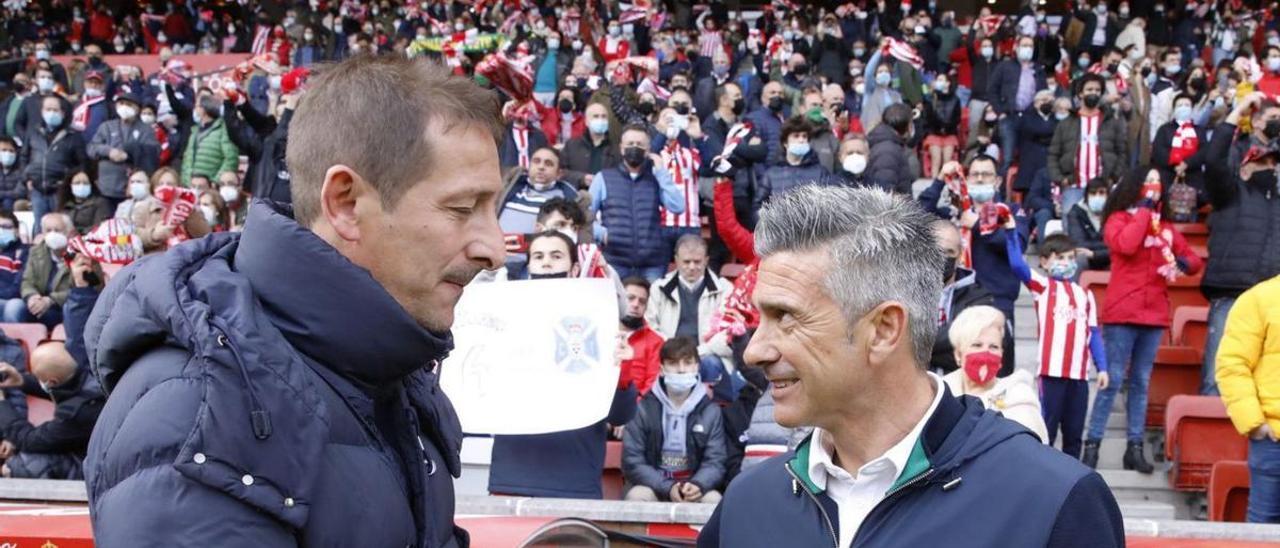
[{"x1": 807, "y1": 372, "x2": 945, "y2": 492}]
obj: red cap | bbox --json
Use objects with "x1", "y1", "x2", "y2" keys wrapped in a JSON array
[
  {"x1": 84, "y1": 70, "x2": 105, "y2": 82},
  {"x1": 281, "y1": 67, "x2": 311, "y2": 95}
]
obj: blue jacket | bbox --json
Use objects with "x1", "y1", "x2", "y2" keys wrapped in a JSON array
[
  {"x1": 917, "y1": 179, "x2": 1028, "y2": 313},
  {"x1": 987, "y1": 59, "x2": 1047, "y2": 116},
  {"x1": 0, "y1": 239, "x2": 28, "y2": 301},
  {"x1": 698, "y1": 387, "x2": 1124, "y2": 548},
  {"x1": 84, "y1": 202, "x2": 469, "y2": 547},
  {"x1": 591, "y1": 162, "x2": 684, "y2": 269}
]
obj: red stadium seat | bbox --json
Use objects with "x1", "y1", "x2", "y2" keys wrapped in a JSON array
[
  {"x1": 26, "y1": 395, "x2": 54, "y2": 426},
  {"x1": 602, "y1": 440, "x2": 624, "y2": 500},
  {"x1": 1164, "y1": 395, "x2": 1248, "y2": 491},
  {"x1": 720, "y1": 263, "x2": 746, "y2": 281},
  {"x1": 0, "y1": 323, "x2": 48, "y2": 361},
  {"x1": 1079, "y1": 270, "x2": 1110, "y2": 309},
  {"x1": 1175, "y1": 223, "x2": 1210, "y2": 249},
  {"x1": 1172, "y1": 306, "x2": 1210, "y2": 348},
  {"x1": 1168, "y1": 273, "x2": 1209, "y2": 312},
  {"x1": 1209, "y1": 460, "x2": 1250, "y2": 522},
  {"x1": 49, "y1": 324, "x2": 66, "y2": 342},
  {"x1": 1146, "y1": 346, "x2": 1202, "y2": 429}
]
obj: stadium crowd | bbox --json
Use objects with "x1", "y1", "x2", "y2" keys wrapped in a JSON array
[{"x1": 0, "y1": 0, "x2": 1279, "y2": 529}]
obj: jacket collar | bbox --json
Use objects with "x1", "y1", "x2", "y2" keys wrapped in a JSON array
[
  {"x1": 234, "y1": 200, "x2": 454, "y2": 393},
  {"x1": 660, "y1": 270, "x2": 720, "y2": 299}
]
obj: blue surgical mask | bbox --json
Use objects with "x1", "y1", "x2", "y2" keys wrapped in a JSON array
[
  {"x1": 0, "y1": 229, "x2": 15, "y2": 247},
  {"x1": 788, "y1": 142, "x2": 811, "y2": 158},
  {"x1": 980, "y1": 46, "x2": 994, "y2": 59},
  {"x1": 1174, "y1": 105, "x2": 1193, "y2": 123},
  {"x1": 663, "y1": 372, "x2": 699, "y2": 394},
  {"x1": 1055, "y1": 111, "x2": 1070, "y2": 121},
  {"x1": 1088, "y1": 195, "x2": 1107, "y2": 213},
  {"x1": 969, "y1": 184, "x2": 996, "y2": 203},
  {"x1": 72, "y1": 184, "x2": 92, "y2": 199},
  {"x1": 1078, "y1": 57, "x2": 1091, "y2": 69},
  {"x1": 1048, "y1": 260, "x2": 1078, "y2": 280},
  {"x1": 0, "y1": 151, "x2": 14, "y2": 167},
  {"x1": 875, "y1": 72, "x2": 891, "y2": 86},
  {"x1": 42, "y1": 111, "x2": 63, "y2": 128},
  {"x1": 587, "y1": 118, "x2": 609, "y2": 135}
]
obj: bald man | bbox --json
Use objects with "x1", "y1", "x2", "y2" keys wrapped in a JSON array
[{"x1": 0, "y1": 252, "x2": 104, "y2": 479}]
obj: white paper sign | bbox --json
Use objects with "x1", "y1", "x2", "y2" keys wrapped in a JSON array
[{"x1": 440, "y1": 278, "x2": 620, "y2": 435}]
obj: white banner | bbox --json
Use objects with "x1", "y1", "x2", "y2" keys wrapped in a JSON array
[{"x1": 441, "y1": 278, "x2": 621, "y2": 435}]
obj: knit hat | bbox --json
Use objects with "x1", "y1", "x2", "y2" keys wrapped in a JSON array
[{"x1": 281, "y1": 67, "x2": 311, "y2": 95}]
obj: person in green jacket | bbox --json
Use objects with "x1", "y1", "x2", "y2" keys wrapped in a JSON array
[{"x1": 180, "y1": 95, "x2": 240, "y2": 186}]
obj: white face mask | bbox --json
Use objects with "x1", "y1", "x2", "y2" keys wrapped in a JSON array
[
  {"x1": 129, "y1": 181, "x2": 150, "y2": 200},
  {"x1": 72, "y1": 183, "x2": 92, "y2": 199},
  {"x1": 84, "y1": 87, "x2": 104, "y2": 98},
  {"x1": 141, "y1": 113, "x2": 156, "y2": 125},
  {"x1": 842, "y1": 153, "x2": 868, "y2": 174},
  {"x1": 36, "y1": 77, "x2": 54, "y2": 92},
  {"x1": 116, "y1": 104, "x2": 138, "y2": 120},
  {"x1": 201, "y1": 205, "x2": 219, "y2": 226},
  {"x1": 219, "y1": 185, "x2": 240, "y2": 203},
  {"x1": 43, "y1": 231, "x2": 67, "y2": 251}
]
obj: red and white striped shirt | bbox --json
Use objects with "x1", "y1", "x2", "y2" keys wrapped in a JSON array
[
  {"x1": 1026, "y1": 270, "x2": 1099, "y2": 380},
  {"x1": 1075, "y1": 113, "x2": 1101, "y2": 188},
  {"x1": 660, "y1": 141, "x2": 701, "y2": 228},
  {"x1": 251, "y1": 25, "x2": 271, "y2": 55}
]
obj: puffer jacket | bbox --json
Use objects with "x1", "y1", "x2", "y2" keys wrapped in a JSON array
[
  {"x1": 21, "y1": 124, "x2": 87, "y2": 193},
  {"x1": 622, "y1": 382, "x2": 728, "y2": 496},
  {"x1": 180, "y1": 118, "x2": 240, "y2": 184},
  {"x1": 84, "y1": 202, "x2": 469, "y2": 547},
  {"x1": 1200, "y1": 122, "x2": 1280, "y2": 301},
  {"x1": 864, "y1": 123, "x2": 913, "y2": 195},
  {"x1": 753, "y1": 153, "x2": 831, "y2": 212},
  {"x1": 1217, "y1": 274, "x2": 1280, "y2": 437},
  {"x1": 1047, "y1": 110, "x2": 1128, "y2": 187}
]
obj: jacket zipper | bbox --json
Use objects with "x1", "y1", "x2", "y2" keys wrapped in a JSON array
[
  {"x1": 849, "y1": 468, "x2": 936, "y2": 547},
  {"x1": 784, "y1": 462, "x2": 838, "y2": 548}
]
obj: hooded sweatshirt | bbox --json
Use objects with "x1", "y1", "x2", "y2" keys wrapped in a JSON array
[{"x1": 651, "y1": 378, "x2": 709, "y2": 478}]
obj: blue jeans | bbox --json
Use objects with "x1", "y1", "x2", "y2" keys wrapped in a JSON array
[
  {"x1": 1033, "y1": 207, "x2": 1054, "y2": 244},
  {"x1": 1202, "y1": 296, "x2": 1236, "y2": 396},
  {"x1": 1086, "y1": 324, "x2": 1165, "y2": 442},
  {"x1": 998, "y1": 115, "x2": 1019, "y2": 174},
  {"x1": 956, "y1": 86, "x2": 972, "y2": 107},
  {"x1": 614, "y1": 265, "x2": 669, "y2": 282},
  {"x1": 30, "y1": 190, "x2": 57, "y2": 228},
  {"x1": 1, "y1": 298, "x2": 24, "y2": 323},
  {"x1": 1061, "y1": 186, "x2": 1085, "y2": 218},
  {"x1": 1249, "y1": 438, "x2": 1280, "y2": 523}
]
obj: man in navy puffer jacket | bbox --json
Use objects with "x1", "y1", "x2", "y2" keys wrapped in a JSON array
[{"x1": 83, "y1": 55, "x2": 506, "y2": 547}]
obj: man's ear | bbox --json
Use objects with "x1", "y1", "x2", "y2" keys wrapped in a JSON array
[
  {"x1": 319, "y1": 165, "x2": 374, "y2": 243},
  {"x1": 571, "y1": 263, "x2": 581, "y2": 277},
  {"x1": 866, "y1": 301, "x2": 908, "y2": 366}
]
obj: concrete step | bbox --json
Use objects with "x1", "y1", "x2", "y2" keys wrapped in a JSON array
[
  {"x1": 1118, "y1": 500, "x2": 1179, "y2": 520},
  {"x1": 1097, "y1": 467, "x2": 1195, "y2": 519}
]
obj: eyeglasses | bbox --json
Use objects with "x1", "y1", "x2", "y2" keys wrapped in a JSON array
[{"x1": 968, "y1": 171, "x2": 998, "y2": 179}]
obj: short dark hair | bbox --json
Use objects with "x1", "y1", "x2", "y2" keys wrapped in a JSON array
[
  {"x1": 714, "y1": 81, "x2": 741, "y2": 107},
  {"x1": 0, "y1": 136, "x2": 15, "y2": 149},
  {"x1": 1085, "y1": 177, "x2": 1109, "y2": 194},
  {"x1": 1074, "y1": 73, "x2": 1107, "y2": 96},
  {"x1": 197, "y1": 95, "x2": 222, "y2": 120},
  {"x1": 660, "y1": 336, "x2": 699, "y2": 364},
  {"x1": 967, "y1": 154, "x2": 998, "y2": 172},
  {"x1": 1173, "y1": 93, "x2": 1196, "y2": 107},
  {"x1": 620, "y1": 122, "x2": 651, "y2": 142},
  {"x1": 288, "y1": 55, "x2": 503, "y2": 227},
  {"x1": 536, "y1": 197, "x2": 585, "y2": 228},
  {"x1": 622, "y1": 276, "x2": 650, "y2": 293},
  {"x1": 882, "y1": 103, "x2": 913, "y2": 134},
  {"x1": 779, "y1": 116, "x2": 813, "y2": 145},
  {"x1": 1038, "y1": 233, "x2": 1077, "y2": 259},
  {"x1": 527, "y1": 230, "x2": 579, "y2": 265},
  {"x1": 0, "y1": 209, "x2": 17, "y2": 228}
]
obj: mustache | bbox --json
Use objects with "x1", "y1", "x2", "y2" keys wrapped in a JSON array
[{"x1": 443, "y1": 266, "x2": 484, "y2": 286}]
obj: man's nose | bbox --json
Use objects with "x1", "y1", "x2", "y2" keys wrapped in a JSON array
[
  {"x1": 470, "y1": 214, "x2": 505, "y2": 271},
  {"x1": 742, "y1": 328, "x2": 777, "y2": 368}
]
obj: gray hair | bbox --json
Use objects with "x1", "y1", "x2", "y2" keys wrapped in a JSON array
[
  {"x1": 754, "y1": 185, "x2": 944, "y2": 368},
  {"x1": 675, "y1": 233, "x2": 707, "y2": 254}
]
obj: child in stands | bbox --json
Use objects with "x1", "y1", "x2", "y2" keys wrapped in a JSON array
[{"x1": 1005, "y1": 223, "x2": 1110, "y2": 460}]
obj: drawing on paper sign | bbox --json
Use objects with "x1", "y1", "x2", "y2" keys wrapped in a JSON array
[{"x1": 554, "y1": 316, "x2": 598, "y2": 374}]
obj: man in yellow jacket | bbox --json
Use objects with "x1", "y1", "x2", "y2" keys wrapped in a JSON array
[{"x1": 1217, "y1": 273, "x2": 1280, "y2": 523}]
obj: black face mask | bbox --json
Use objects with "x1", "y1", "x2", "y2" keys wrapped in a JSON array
[
  {"x1": 637, "y1": 102, "x2": 655, "y2": 116},
  {"x1": 731, "y1": 98, "x2": 745, "y2": 115},
  {"x1": 623, "y1": 146, "x2": 647, "y2": 168},
  {"x1": 1082, "y1": 93, "x2": 1102, "y2": 109},
  {"x1": 529, "y1": 271, "x2": 570, "y2": 280},
  {"x1": 768, "y1": 96, "x2": 784, "y2": 112},
  {"x1": 558, "y1": 99, "x2": 574, "y2": 113},
  {"x1": 1140, "y1": 66, "x2": 1151, "y2": 78},
  {"x1": 793, "y1": 63, "x2": 808, "y2": 75},
  {"x1": 1106, "y1": 62, "x2": 1119, "y2": 75},
  {"x1": 1265, "y1": 120, "x2": 1280, "y2": 140},
  {"x1": 942, "y1": 256, "x2": 958, "y2": 284},
  {"x1": 1249, "y1": 169, "x2": 1278, "y2": 189},
  {"x1": 1189, "y1": 77, "x2": 1207, "y2": 92},
  {"x1": 620, "y1": 315, "x2": 645, "y2": 330},
  {"x1": 1038, "y1": 102, "x2": 1053, "y2": 115},
  {"x1": 673, "y1": 103, "x2": 690, "y2": 116}
]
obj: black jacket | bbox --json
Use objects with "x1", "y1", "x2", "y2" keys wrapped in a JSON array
[
  {"x1": 225, "y1": 100, "x2": 295, "y2": 203},
  {"x1": 865, "y1": 123, "x2": 913, "y2": 195},
  {"x1": 560, "y1": 134, "x2": 621, "y2": 189},
  {"x1": 1151, "y1": 121, "x2": 1209, "y2": 194},
  {"x1": 987, "y1": 59, "x2": 1047, "y2": 116},
  {"x1": 1200, "y1": 122, "x2": 1280, "y2": 300},
  {"x1": 1014, "y1": 108, "x2": 1059, "y2": 192},
  {"x1": 924, "y1": 92, "x2": 962, "y2": 137},
  {"x1": 755, "y1": 153, "x2": 831, "y2": 213},
  {"x1": 931, "y1": 268, "x2": 996, "y2": 374},
  {"x1": 21, "y1": 123, "x2": 87, "y2": 193},
  {"x1": 1066, "y1": 202, "x2": 1111, "y2": 270},
  {"x1": 622, "y1": 384, "x2": 728, "y2": 496}
]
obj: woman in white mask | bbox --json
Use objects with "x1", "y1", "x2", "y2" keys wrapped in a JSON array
[
  {"x1": 63, "y1": 171, "x2": 113, "y2": 236},
  {"x1": 114, "y1": 169, "x2": 153, "y2": 220}
]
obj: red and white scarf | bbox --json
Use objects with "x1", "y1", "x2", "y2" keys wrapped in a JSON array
[
  {"x1": 977, "y1": 15, "x2": 1006, "y2": 37},
  {"x1": 882, "y1": 37, "x2": 924, "y2": 71},
  {"x1": 1076, "y1": 112, "x2": 1102, "y2": 188},
  {"x1": 1142, "y1": 210, "x2": 1180, "y2": 281},
  {"x1": 251, "y1": 24, "x2": 271, "y2": 55},
  {"x1": 576, "y1": 242, "x2": 608, "y2": 279},
  {"x1": 71, "y1": 94, "x2": 104, "y2": 132},
  {"x1": 154, "y1": 185, "x2": 198, "y2": 249},
  {"x1": 712, "y1": 121, "x2": 753, "y2": 173},
  {"x1": 512, "y1": 125, "x2": 530, "y2": 168},
  {"x1": 1169, "y1": 123, "x2": 1199, "y2": 166},
  {"x1": 1088, "y1": 62, "x2": 1128, "y2": 95},
  {"x1": 942, "y1": 169, "x2": 974, "y2": 270},
  {"x1": 68, "y1": 218, "x2": 143, "y2": 265}
]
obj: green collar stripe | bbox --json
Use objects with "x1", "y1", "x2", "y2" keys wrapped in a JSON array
[
  {"x1": 789, "y1": 435, "x2": 933, "y2": 495},
  {"x1": 889, "y1": 437, "x2": 931, "y2": 492}
]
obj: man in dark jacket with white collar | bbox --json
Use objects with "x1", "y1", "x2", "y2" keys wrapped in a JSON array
[
  {"x1": 83, "y1": 56, "x2": 505, "y2": 547},
  {"x1": 698, "y1": 185, "x2": 1122, "y2": 548}
]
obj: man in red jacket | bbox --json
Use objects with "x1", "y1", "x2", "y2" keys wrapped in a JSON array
[{"x1": 621, "y1": 276, "x2": 664, "y2": 399}]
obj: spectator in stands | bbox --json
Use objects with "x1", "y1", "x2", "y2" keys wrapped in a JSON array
[
  {"x1": 114, "y1": 169, "x2": 152, "y2": 220},
  {"x1": 180, "y1": 94, "x2": 239, "y2": 185},
  {"x1": 833, "y1": 133, "x2": 870, "y2": 187},
  {"x1": 645, "y1": 235, "x2": 734, "y2": 396},
  {"x1": 954, "y1": 35, "x2": 997, "y2": 138},
  {"x1": 1048, "y1": 73, "x2": 1128, "y2": 214},
  {"x1": 588, "y1": 124, "x2": 686, "y2": 281},
  {"x1": 83, "y1": 56, "x2": 498, "y2": 546},
  {"x1": 1065, "y1": 178, "x2": 1113, "y2": 272},
  {"x1": 1014, "y1": 90, "x2": 1060, "y2": 197},
  {"x1": 930, "y1": 219, "x2": 995, "y2": 374},
  {"x1": 620, "y1": 276, "x2": 664, "y2": 398},
  {"x1": 745, "y1": 81, "x2": 790, "y2": 166},
  {"x1": 864, "y1": 103, "x2": 915, "y2": 195},
  {"x1": 0, "y1": 251, "x2": 102, "y2": 480},
  {"x1": 755, "y1": 117, "x2": 830, "y2": 211},
  {"x1": 1, "y1": 75, "x2": 32, "y2": 140},
  {"x1": 1151, "y1": 93, "x2": 1209, "y2": 209},
  {"x1": 216, "y1": 171, "x2": 249, "y2": 231},
  {"x1": 701, "y1": 185, "x2": 1123, "y2": 548},
  {"x1": 87, "y1": 93, "x2": 160, "y2": 208},
  {"x1": 1216, "y1": 273, "x2": 1280, "y2": 523},
  {"x1": 561, "y1": 103, "x2": 620, "y2": 188},
  {"x1": 988, "y1": 35, "x2": 1048, "y2": 173},
  {"x1": 13, "y1": 67, "x2": 71, "y2": 140},
  {"x1": 548, "y1": 88, "x2": 585, "y2": 147},
  {"x1": 498, "y1": 105, "x2": 550, "y2": 174},
  {"x1": 20, "y1": 213, "x2": 72, "y2": 329},
  {"x1": 922, "y1": 73, "x2": 961, "y2": 179},
  {"x1": 73, "y1": 71, "x2": 111, "y2": 146},
  {"x1": 0, "y1": 210, "x2": 26, "y2": 324},
  {"x1": 498, "y1": 147, "x2": 579, "y2": 277},
  {"x1": 22, "y1": 96, "x2": 87, "y2": 224},
  {"x1": 944, "y1": 305, "x2": 1049, "y2": 442},
  {"x1": 860, "y1": 43, "x2": 905, "y2": 133},
  {"x1": 0, "y1": 137, "x2": 24, "y2": 212},
  {"x1": 1199, "y1": 93, "x2": 1280, "y2": 396},
  {"x1": 197, "y1": 190, "x2": 229, "y2": 232},
  {"x1": 62, "y1": 171, "x2": 112, "y2": 235},
  {"x1": 1083, "y1": 166, "x2": 1204, "y2": 473},
  {"x1": 622, "y1": 336, "x2": 727, "y2": 504}
]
